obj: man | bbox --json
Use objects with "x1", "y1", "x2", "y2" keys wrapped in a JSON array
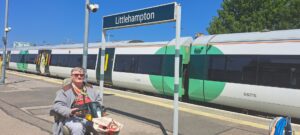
[{"x1": 52, "y1": 67, "x2": 102, "y2": 135}]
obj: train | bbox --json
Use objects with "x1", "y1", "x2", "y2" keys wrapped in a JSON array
[{"x1": 1, "y1": 29, "x2": 300, "y2": 118}]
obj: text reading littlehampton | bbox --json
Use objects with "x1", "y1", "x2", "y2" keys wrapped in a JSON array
[{"x1": 115, "y1": 12, "x2": 155, "y2": 24}]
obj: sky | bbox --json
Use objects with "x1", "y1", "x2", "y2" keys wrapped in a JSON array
[{"x1": 0, "y1": 0, "x2": 223, "y2": 47}]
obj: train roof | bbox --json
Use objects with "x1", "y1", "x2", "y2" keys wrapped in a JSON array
[
  {"x1": 168, "y1": 37, "x2": 193, "y2": 46},
  {"x1": 3, "y1": 37, "x2": 192, "y2": 51},
  {"x1": 193, "y1": 29, "x2": 300, "y2": 45},
  {"x1": 4, "y1": 41, "x2": 164, "y2": 51}
]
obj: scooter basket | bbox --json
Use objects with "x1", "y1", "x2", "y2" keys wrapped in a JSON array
[{"x1": 93, "y1": 117, "x2": 123, "y2": 135}]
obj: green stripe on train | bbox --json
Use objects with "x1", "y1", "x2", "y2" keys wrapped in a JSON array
[{"x1": 149, "y1": 45, "x2": 226, "y2": 101}]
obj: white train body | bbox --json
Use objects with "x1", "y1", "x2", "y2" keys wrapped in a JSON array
[{"x1": 0, "y1": 29, "x2": 299, "y2": 118}]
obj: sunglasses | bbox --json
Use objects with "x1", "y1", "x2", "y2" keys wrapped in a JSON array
[{"x1": 72, "y1": 74, "x2": 85, "y2": 77}]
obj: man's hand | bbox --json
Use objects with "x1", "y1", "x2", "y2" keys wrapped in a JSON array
[{"x1": 71, "y1": 108, "x2": 79, "y2": 116}]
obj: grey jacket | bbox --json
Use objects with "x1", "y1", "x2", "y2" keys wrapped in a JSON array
[{"x1": 52, "y1": 83, "x2": 102, "y2": 135}]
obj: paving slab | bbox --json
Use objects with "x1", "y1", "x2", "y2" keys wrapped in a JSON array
[{"x1": 0, "y1": 109, "x2": 49, "y2": 135}]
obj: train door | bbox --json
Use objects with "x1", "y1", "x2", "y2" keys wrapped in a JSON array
[
  {"x1": 17, "y1": 50, "x2": 29, "y2": 72},
  {"x1": 96, "y1": 48, "x2": 115, "y2": 85},
  {"x1": 36, "y1": 50, "x2": 51, "y2": 75},
  {"x1": 162, "y1": 46, "x2": 184, "y2": 97},
  {"x1": 188, "y1": 45, "x2": 206, "y2": 102},
  {"x1": 203, "y1": 45, "x2": 225, "y2": 102},
  {"x1": 182, "y1": 61, "x2": 190, "y2": 101}
]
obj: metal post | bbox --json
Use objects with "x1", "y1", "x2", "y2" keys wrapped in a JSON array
[
  {"x1": 99, "y1": 30, "x2": 106, "y2": 105},
  {"x1": 1, "y1": 0, "x2": 9, "y2": 84},
  {"x1": 83, "y1": 0, "x2": 90, "y2": 79},
  {"x1": 173, "y1": 4, "x2": 181, "y2": 135}
]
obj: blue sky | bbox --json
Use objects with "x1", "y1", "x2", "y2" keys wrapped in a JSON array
[{"x1": 0, "y1": 0, "x2": 222, "y2": 47}]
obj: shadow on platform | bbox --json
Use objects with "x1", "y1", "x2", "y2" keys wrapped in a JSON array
[{"x1": 107, "y1": 107, "x2": 171, "y2": 135}]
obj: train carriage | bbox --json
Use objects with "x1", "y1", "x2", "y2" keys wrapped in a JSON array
[
  {"x1": 49, "y1": 45, "x2": 98, "y2": 82},
  {"x1": 111, "y1": 37, "x2": 192, "y2": 95},
  {"x1": 9, "y1": 49, "x2": 38, "y2": 73},
  {"x1": 190, "y1": 29, "x2": 300, "y2": 117}
]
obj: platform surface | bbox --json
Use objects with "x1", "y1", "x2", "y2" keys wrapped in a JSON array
[{"x1": 0, "y1": 71, "x2": 299, "y2": 135}]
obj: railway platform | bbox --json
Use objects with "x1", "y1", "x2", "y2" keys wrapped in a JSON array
[{"x1": 0, "y1": 70, "x2": 299, "y2": 135}]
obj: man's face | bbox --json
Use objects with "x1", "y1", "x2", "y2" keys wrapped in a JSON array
[{"x1": 71, "y1": 70, "x2": 85, "y2": 84}]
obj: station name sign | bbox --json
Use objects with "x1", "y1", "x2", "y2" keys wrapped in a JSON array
[{"x1": 103, "y1": 3, "x2": 176, "y2": 30}]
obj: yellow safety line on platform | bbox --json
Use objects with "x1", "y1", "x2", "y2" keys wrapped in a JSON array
[
  {"x1": 105, "y1": 91, "x2": 270, "y2": 130},
  {"x1": 7, "y1": 71, "x2": 63, "y2": 84},
  {"x1": 8, "y1": 71, "x2": 300, "y2": 135}
]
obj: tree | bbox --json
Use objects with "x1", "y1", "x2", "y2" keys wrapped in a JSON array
[{"x1": 207, "y1": 0, "x2": 300, "y2": 34}]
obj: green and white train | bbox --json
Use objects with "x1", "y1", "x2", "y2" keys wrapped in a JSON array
[{"x1": 1, "y1": 29, "x2": 300, "y2": 118}]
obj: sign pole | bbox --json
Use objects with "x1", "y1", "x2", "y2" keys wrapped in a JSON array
[
  {"x1": 0, "y1": 0, "x2": 9, "y2": 84},
  {"x1": 99, "y1": 29, "x2": 106, "y2": 106},
  {"x1": 173, "y1": 3, "x2": 181, "y2": 135},
  {"x1": 83, "y1": 0, "x2": 90, "y2": 80}
]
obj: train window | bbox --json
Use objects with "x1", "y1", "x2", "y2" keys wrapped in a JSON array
[
  {"x1": 10, "y1": 54, "x2": 18, "y2": 62},
  {"x1": 114, "y1": 55, "x2": 136, "y2": 73},
  {"x1": 226, "y1": 55, "x2": 258, "y2": 84},
  {"x1": 24, "y1": 54, "x2": 37, "y2": 64},
  {"x1": 17, "y1": 55, "x2": 22, "y2": 63},
  {"x1": 9, "y1": 54, "x2": 14, "y2": 62},
  {"x1": 114, "y1": 55, "x2": 133, "y2": 72},
  {"x1": 50, "y1": 54, "x2": 94, "y2": 68},
  {"x1": 87, "y1": 55, "x2": 97, "y2": 69},
  {"x1": 258, "y1": 55, "x2": 300, "y2": 89},
  {"x1": 189, "y1": 55, "x2": 207, "y2": 79},
  {"x1": 136, "y1": 55, "x2": 162, "y2": 75},
  {"x1": 57, "y1": 55, "x2": 67, "y2": 67},
  {"x1": 50, "y1": 54, "x2": 81, "y2": 67},
  {"x1": 50, "y1": 55, "x2": 59, "y2": 66},
  {"x1": 68, "y1": 55, "x2": 82, "y2": 67},
  {"x1": 50, "y1": 54, "x2": 66, "y2": 67},
  {"x1": 20, "y1": 55, "x2": 25, "y2": 63},
  {"x1": 10, "y1": 54, "x2": 24, "y2": 63},
  {"x1": 114, "y1": 55, "x2": 121, "y2": 72},
  {"x1": 24, "y1": 55, "x2": 29, "y2": 63},
  {"x1": 208, "y1": 55, "x2": 258, "y2": 84},
  {"x1": 162, "y1": 55, "x2": 182, "y2": 77},
  {"x1": 208, "y1": 55, "x2": 226, "y2": 81}
]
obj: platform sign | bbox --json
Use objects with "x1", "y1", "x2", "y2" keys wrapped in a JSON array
[
  {"x1": 103, "y1": 3, "x2": 176, "y2": 30},
  {"x1": 101, "y1": 3, "x2": 181, "y2": 135}
]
